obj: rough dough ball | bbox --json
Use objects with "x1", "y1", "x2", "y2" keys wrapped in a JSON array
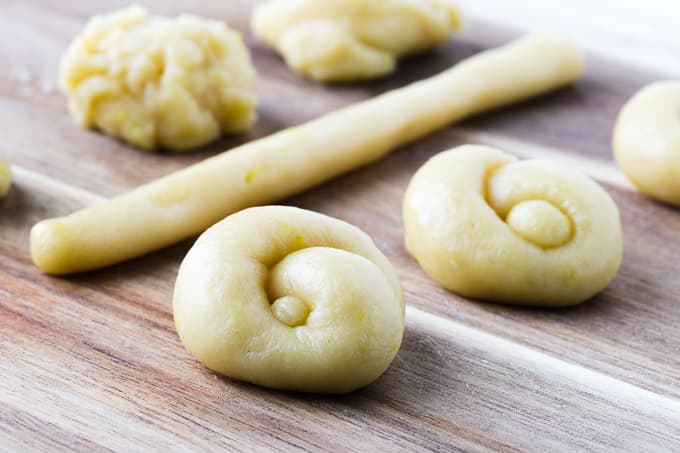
[
  {"x1": 252, "y1": 0, "x2": 461, "y2": 82},
  {"x1": 173, "y1": 206, "x2": 404, "y2": 393},
  {"x1": 0, "y1": 156, "x2": 11, "y2": 198},
  {"x1": 613, "y1": 81, "x2": 680, "y2": 206},
  {"x1": 403, "y1": 145, "x2": 623, "y2": 306},
  {"x1": 59, "y1": 5, "x2": 257, "y2": 152}
]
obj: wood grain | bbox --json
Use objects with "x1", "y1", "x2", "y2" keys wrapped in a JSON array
[{"x1": 1, "y1": 1, "x2": 679, "y2": 451}]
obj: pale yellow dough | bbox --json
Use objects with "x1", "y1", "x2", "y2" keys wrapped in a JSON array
[
  {"x1": 403, "y1": 146, "x2": 623, "y2": 306},
  {"x1": 59, "y1": 5, "x2": 257, "y2": 151},
  {"x1": 613, "y1": 81, "x2": 680, "y2": 206},
  {"x1": 0, "y1": 156, "x2": 11, "y2": 199},
  {"x1": 173, "y1": 206, "x2": 404, "y2": 393},
  {"x1": 252, "y1": 0, "x2": 461, "y2": 82},
  {"x1": 31, "y1": 34, "x2": 583, "y2": 275}
]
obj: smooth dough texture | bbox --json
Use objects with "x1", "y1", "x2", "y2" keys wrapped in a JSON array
[
  {"x1": 0, "y1": 156, "x2": 11, "y2": 199},
  {"x1": 32, "y1": 33, "x2": 583, "y2": 275},
  {"x1": 403, "y1": 145, "x2": 623, "y2": 306},
  {"x1": 613, "y1": 81, "x2": 680, "y2": 206},
  {"x1": 59, "y1": 5, "x2": 257, "y2": 151},
  {"x1": 252, "y1": 0, "x2": 461, "y2": 81},
  {"x1": 173, "y1": 206, "x2": 404, "y2": 393}
]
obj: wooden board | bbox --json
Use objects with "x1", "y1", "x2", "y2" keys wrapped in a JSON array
[{"x1": 1, "y1": 1, "x2": 679, "y2": 451}]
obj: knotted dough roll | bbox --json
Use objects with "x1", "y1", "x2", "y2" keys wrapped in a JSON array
[
  {"x1": 403, "y1": 145, "x2": 623, "y2": 306},
  {"x1": 173, "y1": 206, "x2": 404, "y2": 393},
  {"x1": 613, "y1": 81, "x2": 680, "y2": 206},
  {"x1": 252, "y1": 0, "x2": 461, "y2": 82}
]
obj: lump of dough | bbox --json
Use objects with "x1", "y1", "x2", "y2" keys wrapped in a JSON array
[
  {"x1": 173, "y1": 206, "x2": 404, "y2": 393},
  {"x1": 403, "y1": 145, "x2": 623, "y2": 306},
  {"x1": 0, "y1": 156, "x2": 11, "y2": 198},
  {"x1": 252, "y1": 0, "x2": 462, "y2": 82},
  {"x1": 613, "y1": 81, "x2": 680, "y2": 206},
  {"x1": 59, "y1": 5, "x2": 257, "y2": 152}
]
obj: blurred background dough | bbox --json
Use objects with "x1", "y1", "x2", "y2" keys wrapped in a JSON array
[
  {"x1": 252, "y1": 0, "x2": 461, "y2": 82},
  {"x1": 0, "y1": 156, "x2": 11, "y2": 199},
  {"x1": 60, "y1": 5, "x2": 257, "y2": 151},
  {"x1": 613, "y1": 81, "x2": 680, "y2": 206}
]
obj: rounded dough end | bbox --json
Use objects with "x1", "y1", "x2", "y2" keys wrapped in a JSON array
[
  {"x1": 251, "y1": 0, "x2": 462, "y2": 82},
  {"x1": 30, "y1": 220, "x2": 73, "y2": 275},
  {"x1": 59, "y1": 5, "x2": 257, "y2": 152},
  {"x1": 173, "y1": 206, "x2": 404, "y2": 393},
  {"x1": 403, "y1": 145, "x2": 623, "y2": 306},
  {"x1": 613, "y1": 81, "x2": 680, "y2": 206}
]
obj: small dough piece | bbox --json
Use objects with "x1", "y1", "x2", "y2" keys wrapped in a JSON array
[
  {"x1": 613, "y1": 81, "x2": 680, "y2": 206},
  {"x1": 252, "y1": 0, "x2": 461, "y2": 82},
  {"x1": 32, "y1": 33, "x2": 583, "y2": 275},
  {"x1": 173, "y1": 205, "x2": 404, "y2": 393},
  {"x1": 60, "y1": 5, "x2": 257, "y2": 151},
  {"x1": 403, "y1": 145, "x2": 623, "y2": 306},
  {"x1": 0, "y1": 156, "x2": 11, "y2": 198}
]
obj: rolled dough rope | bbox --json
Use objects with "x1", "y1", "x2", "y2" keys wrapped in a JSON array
[{"x1": 31, "y1": 33, "x2": 584, "y2": 274}]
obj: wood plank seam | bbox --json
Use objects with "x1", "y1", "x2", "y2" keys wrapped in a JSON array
[
  {"x1": 407, "y1": 306, "x2": 680, "y2": 420},
  {"x1": 453, "y1": 128, "x2": 634, "y2": 190},
  {"x1": 11, "y1": 166, "x2": 103, "y2": 204},
  {"x1": 10, "y1": 122, "x2": 633, "y2": 209}
]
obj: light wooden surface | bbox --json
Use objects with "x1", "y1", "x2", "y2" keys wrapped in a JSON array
[
  {"x1": 1, "y1": 1, "x2": 680, "y2": 451},
  {"x1": 456, "y1": 0, "x2": 680, "y2": 75}
]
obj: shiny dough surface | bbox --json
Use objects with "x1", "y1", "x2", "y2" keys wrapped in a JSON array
[
  {"x1": 613, "y1": 81, "x2": 680, "y2": 206},
  {"x1": 252, "y1": 0, "x2": 461, "y2": 81},
  {"x1": 173, "y1": 206, "x2": 404, "y2": 393},
  {"x1": 403, "y1": 145, "x2": 623, "y2": 306},
  {"x1": 60, "y1": 5, "x2": 257, "y2": 151}
]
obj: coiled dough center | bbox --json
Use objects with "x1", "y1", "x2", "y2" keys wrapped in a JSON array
[
  {"x1": 270, "y1": 296, "x2": 309, "y2": 328},
  {"x1": 506, "y1": 200, "x2": 572, "y2": 248}
]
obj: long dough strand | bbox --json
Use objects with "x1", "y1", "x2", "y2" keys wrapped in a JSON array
[{"x1": 31, "y1": 33, "x2": 584, "y2": 274}]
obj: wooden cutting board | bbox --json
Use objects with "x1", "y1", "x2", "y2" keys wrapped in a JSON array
[{"x1": 1, "y1": 1, "x2": 679, "y2": 451}]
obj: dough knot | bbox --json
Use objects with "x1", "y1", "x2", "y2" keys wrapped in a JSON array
[
  {"x1": 173, "y1": 206, "x2": 404, "y2": 393},
  {"x1": 403, "y1": 145, "x2": 623, "y2": 306}
]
